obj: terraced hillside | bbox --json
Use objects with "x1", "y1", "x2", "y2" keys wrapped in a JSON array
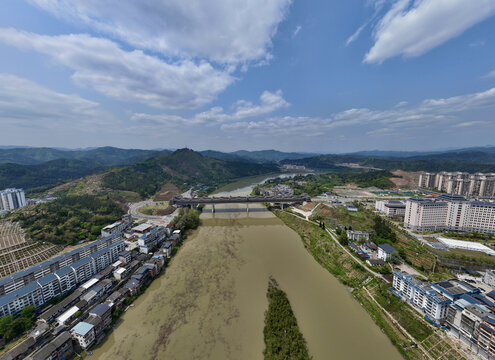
[{"x1": 0, "y1": 221, "x2": 63, "y2": 278}]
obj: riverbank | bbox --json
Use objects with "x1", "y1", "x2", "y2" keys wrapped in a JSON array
[{"x1": 274, "y1": 210, "x2": 471, "y2": 360}]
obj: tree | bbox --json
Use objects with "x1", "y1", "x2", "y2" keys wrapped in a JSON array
[
  {"x1": 390, "y1": 252, "x2": 402, "y2": 265},
  {"x1": 339, "y1": 232, "x2": 349, "y2": 246},
  {"x1": 0, "y1": 315, "x2": 13, "y2": 337}
]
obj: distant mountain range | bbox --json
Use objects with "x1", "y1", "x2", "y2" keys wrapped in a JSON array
[
  {"x1": 282, "y1": 147, "x2": 495, "y2": 172},
  {"x1": 2, "y1": 145, "x2": 495, "y2": 194},
  {"x1": 0, "y1": 146, "x2": 160, "y2": 165}
]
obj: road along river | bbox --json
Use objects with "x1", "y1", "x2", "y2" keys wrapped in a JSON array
[{"x1": 92, "y1": 179, "x2": 401, "y2": 360}]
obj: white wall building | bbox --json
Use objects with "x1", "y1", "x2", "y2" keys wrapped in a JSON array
[
  {"x1": 377, "y1": 244, "x2": 397, "y2": 261},
  {"x1": 0, "y1": 240, "x2": 125, "y2": 317},
  {"x1": 404, "y1": 194, "x2": 495, "y2": 234},
  {"x1": 392, "y1": 272, "x2": 451, "y2": 321},
  {"x1": 420, "y1": 172, "x2": 495, "y2": 198},
  {"x1": 0, "y1": 188, "x2": 26, "y2": 211},
  {"x1": 419, "y1": 173, "x2": 436, "y2": 189},
  {"x1": 375, "y1": 200, "x2": 406, "y2": 218},
  {"x1": 71, "y1": 322, "x2": 95, "y2": 349},
  {"x1": 346, "y1": 230, "x2": 370, "y2": 241}
]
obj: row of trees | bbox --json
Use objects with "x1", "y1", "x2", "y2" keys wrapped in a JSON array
[{"x1": 0, "y1": 306, "x2": 36, "y2": 341}]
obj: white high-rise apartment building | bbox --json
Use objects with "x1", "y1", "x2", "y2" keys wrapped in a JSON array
[
  {"x1": 419, "y1": 172, "x2": 495, "y2": 198},
  {"x1": 418, "y1": 173, "x2": 436, "y2": 189},
  {"x1": 0, "y1": 188, "x2": 26, "y2": 211},
  {"x1": 404, "y1": 194, "x2": 495, "y2": 234}
]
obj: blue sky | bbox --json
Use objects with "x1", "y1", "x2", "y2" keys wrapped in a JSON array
[{"x1": 1, "y1": 0, "x2": 495, "y2": 153}]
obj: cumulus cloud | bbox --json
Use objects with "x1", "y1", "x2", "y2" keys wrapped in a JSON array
[
  {"x1": 365, "y1": 0, "x2": 495, "y2": 64},
  {"x1": 221, "y1": 87, "x2": 495, "y2": 137},
  {"x1": 0, "y1": 73, "x2": 104, "y2": 127},
  {"x1": 0, "y1": 28, "x2": 233, "y2": 110},
  {"x1": 131, "y1": 90, "x2": 289, "y2": 127},
  {"x1": 28, "y1": 0, "x2": 291, "y2": 64}
]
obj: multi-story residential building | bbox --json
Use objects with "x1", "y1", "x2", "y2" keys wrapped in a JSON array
[
  {"x1": 377, "y1": 244, "x2": 398, "y2": 261},
  {"x1": 101, "y1": 214, "x2": 132, "y2": 237},
  {"x1": 375, "y1": 200, "x2": 406, "y2": 218},
  {"x1": 345, "y1": 230, "x2": 369, "y2": 241},
  {"x1": 464, "y1": 202, "x2": 495, "y2": 233},
  {"x1": 89, "y1": 303, "x2": 112, "y2": 330},
  {"x1": 0, "y1": 188, "x2": 26, "y2": 211},
  {"x1": 404, "y1": 198, "x2": 449, "y2": 232},
  {"x1": 392, "y1": 272, "x2": 451, "y2": 321},
  {"x1": 71, "y1": 322, "x2": 96, "y2": 349},
  {"x1": 418, "y1": 173, "x2": 436, "y2": 189},
  {"x1": 138, "y1": 226, "x2": 167, "y2": 253},
  {"x1": 477, "y1": 318, "x2": 495, "y2": 358},
  {"x1": 0, "y1": 239, "x2": 125, "y2": 317},
  {"x1": 421, "y1": 172, "x2": 495, "y2": 198},
  {"x1": 0, "y1": 235, "x2": 123, "y2": 297},
  {"x1": 27, "y1": 331, "x2": 73, "y2": 360},
  {"x1": 404, "y1": 194, "x2": 495, "y2": 234},
  {"x1": 0, "y1": 282, "x2": 45, "y2": 317},
  {"x1": 431, "y1": 280, "x2": 480, "y2": 301}
]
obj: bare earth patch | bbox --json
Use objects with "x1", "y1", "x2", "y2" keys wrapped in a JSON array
[{"x1": 390, "y1": 170, "x2": 421, "y2": 188}]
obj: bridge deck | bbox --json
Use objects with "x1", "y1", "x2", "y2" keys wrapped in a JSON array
[{"x1": 170, "y1": 195, "x2": 310, "y2": 205}]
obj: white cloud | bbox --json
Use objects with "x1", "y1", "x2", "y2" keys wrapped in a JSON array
[
  {"x1": 484, "y1": 70, "x2": 495, "y2": 79},
  {"x1": 0, "y1": 28, "x2": 233, "y2": 110},
  {"x1": 131, "y1": 90, "x2": 289, "y2": 127},
  {"x1": 469, "y1": 40, "x2": 486, "y2": 48},
  {"x1": 28, "y1": 0, "x2": 291, "y2": 64},
  {"x1": 293, "y1": 25, "x2": 302, "y2": 38},
  {"x1": 221, "y1": 87, "x2": 495, "y2": 137},
  {"x1": 365, "y1": 0, "x2": 495, "y2": 64},
  {"x1": 453, "y1": 121, "x2": 487, "y2": 128},
  {"x1": 346, "y1": 22, "x2": 368, "y2": 46},
  {"x1": 0, "y1": 73, "x2": 104, "y2": 127}
]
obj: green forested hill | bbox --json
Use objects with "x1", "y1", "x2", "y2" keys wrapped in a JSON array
[
  {"x1": 0, "y1": 159, "x2": 108, "y2": 191},
  {"x1": 102, "y1": 148, "x2": 279, "y2": 197}
]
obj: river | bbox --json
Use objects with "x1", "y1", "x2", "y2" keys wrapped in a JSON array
[{"x1": 92, "y1": 177, "x2": 401, "y2": 359}]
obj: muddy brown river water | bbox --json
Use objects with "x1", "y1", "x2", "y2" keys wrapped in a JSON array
[{"x1": 92, "y1": 180, "x2": 401, "y2": 360}]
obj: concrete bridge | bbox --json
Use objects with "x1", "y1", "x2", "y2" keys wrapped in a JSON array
[{"x1": 169, "y1": 194, "x2": 311, "y2": 213}]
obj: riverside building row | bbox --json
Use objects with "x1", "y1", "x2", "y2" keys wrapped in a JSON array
[
  {"x1": 0, "y1": 188, "x2": 26, "y2": 211},
  {"x1": 419, "y1": 172, "x2": 495, "y2": 198},
  {"x1": 393, "y1": 271, "x2": 495, "y2": 359},
  {"x1": 403, "y1": 194, "x2": 495, "y2": 234},
  {"x1": 0, "y1": 237, "x2": 125, "y2": 317},
  {"x1": 0, "y1": 225, "x2": 181, "y2": 360}
]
